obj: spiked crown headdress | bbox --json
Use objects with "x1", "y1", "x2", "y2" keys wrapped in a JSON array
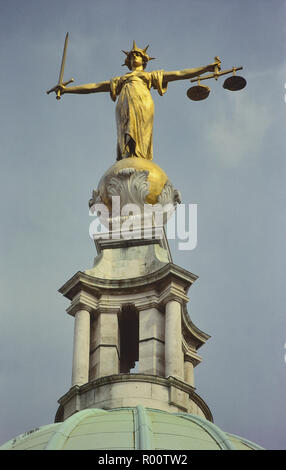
[{"x1": 122, "y1": 40, "x2": 155, "y2": 70}]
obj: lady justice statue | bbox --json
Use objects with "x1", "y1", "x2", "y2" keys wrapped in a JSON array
[
  {"x1": 48, "y1": 38, "x2": 244, "y2": 218},
  {"x1": 49, "y1": 39, "x2": 221, "y2": 162}
]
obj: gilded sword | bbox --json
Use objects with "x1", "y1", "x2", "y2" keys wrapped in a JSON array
[{"x1": 47, "y1": 32, "x2": 74, "y2": 100}]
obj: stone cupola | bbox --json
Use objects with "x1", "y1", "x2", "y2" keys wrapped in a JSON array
[{"x1": 55, "y1": 158, "x2": 212, "y2": 423}]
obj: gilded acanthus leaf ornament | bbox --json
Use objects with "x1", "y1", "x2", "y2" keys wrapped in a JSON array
[{"x1": 106, "y1": 169, "x2": 150, "y2": 208}]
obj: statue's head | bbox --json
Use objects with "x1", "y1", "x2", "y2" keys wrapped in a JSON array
[{"x1": 122, "y1": 40, "x2": 155, "y2": 71}]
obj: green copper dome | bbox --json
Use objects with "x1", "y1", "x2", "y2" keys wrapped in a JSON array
[{"x1": 0, "y1": 406, "x2": 263, "y2": 451}]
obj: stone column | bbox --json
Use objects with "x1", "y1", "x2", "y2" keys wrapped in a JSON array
[
  {"x1": 139, "y1": 307, "x2": 165, "y2": 376},
  {"x1": 184, "y1": 358, "x2": 195, "y2": 387},
  {"x1": 71, "y1": 309, "x2": 90, "y2": 386},
  {"x1": 165, "y1": 300, "x2": 184, "y2": 380}
]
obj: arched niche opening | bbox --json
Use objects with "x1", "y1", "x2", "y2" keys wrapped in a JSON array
[{"x1": 119, "y1": 305, "x2": 139, "y2": 373}]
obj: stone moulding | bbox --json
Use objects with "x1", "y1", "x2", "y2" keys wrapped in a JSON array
[
  {"x1": 55, "y1": 373, "x2": 213, "y2": 424},
  {"x1": 59, "y1": 263, "x2": 199, "y2": 299},
  {"x1": 181, "y1": 303, "x2": 211, "y2": 351}
]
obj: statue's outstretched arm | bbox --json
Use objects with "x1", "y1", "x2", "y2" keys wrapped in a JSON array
[
  {"x1": 163, "y1": 60, "x2": 221, "y2": 84},
  {"x1": 57, "y1": 80, "x2": 111, "y2": 95}
]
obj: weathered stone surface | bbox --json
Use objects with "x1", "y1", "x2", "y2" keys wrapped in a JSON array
[
  {"x1": 86, "y1": 240, "x2": 170, "y2": 280},
  {"x1": 139, "y1": 340, "x2": 165, "y2": 375},
  {"x1": 165, "y1": 300, "x2": 184, "y2": 380}
]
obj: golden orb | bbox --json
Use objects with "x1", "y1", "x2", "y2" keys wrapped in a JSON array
[{"x1": 98, "y1": 157, "x2": 169, "y2": 207}]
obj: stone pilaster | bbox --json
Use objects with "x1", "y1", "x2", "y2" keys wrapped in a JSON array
[
  {"x1": 165, "y1": 300, "x2": 184, "y2": 380},
  {"x1": 90, "y1": 308, "x2": 120, "y2": 380},
  {"x1": 138, "y1": 307, "x2": 165, "y2": 376}
]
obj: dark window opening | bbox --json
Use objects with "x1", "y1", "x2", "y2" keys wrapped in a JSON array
[{"x1": 119, "y1": 306, "x2": 139, "y2": 373}]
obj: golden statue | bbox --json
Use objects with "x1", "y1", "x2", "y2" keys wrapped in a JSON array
[{"x1": 49, "y1": 39, "x2": 221, "y2": 161}]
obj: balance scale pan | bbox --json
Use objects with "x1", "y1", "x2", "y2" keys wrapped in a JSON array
[
  {"x1": 187, "y1": 85, "x2": 210, "y2": 101},
  {"x1": 223, "y1": 76, "x2": 247, "y2": 91}
]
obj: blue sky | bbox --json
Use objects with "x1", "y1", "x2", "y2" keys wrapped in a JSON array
[{"x1": 0, "y1": 0, "x2": 285, "y2": 449}]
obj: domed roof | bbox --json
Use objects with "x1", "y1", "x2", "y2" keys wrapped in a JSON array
[{"x1": 0, "y1": 406, "x2": 263, "y2": 450}]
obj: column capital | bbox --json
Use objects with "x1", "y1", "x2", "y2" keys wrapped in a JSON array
[
  {"x1": 184, "y1": 353, "x2": 201, "y2": 367},
  {"x1": 135, "y1": 296, "x2": 161, "y2": 312},
  {"x1": 66, "y1": 291, "x2": 98, "y2": 317},
  {"x1": 182, "y1": 338, "x2": 203, "y2": 367},
  {"x1": 96, "y1": 298, "x2": 122, "y2": 315},
  {"x1": 159, "y1": 284, "x2": 189, "y2": 307}
]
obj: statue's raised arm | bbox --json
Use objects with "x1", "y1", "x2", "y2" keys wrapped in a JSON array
[
  {"x1": 56, "y1": 80, "x2": 111, "y2": 95},
  {"x1": 162, "y1": 58, "x2": 221, "y2": 85}
]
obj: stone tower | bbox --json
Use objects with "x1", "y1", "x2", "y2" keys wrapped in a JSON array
[{"x1": 55, "y1": 157, "x2": 212, "y2": 423}]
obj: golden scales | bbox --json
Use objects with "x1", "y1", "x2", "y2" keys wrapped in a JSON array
[{"x1": 187, "y1": 56, "x2": 246, "y2": 101}]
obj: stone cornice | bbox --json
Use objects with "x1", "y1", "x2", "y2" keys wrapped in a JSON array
[
  {"x1": 181, "y1": 303, "x2": 211, "y2": 350},
  {"x1": 182, "y1": 338, "x2": 203, "y2": 367},
  {"x1": 59, "y1": 271, "x2": 102, "y2": 301},
  {"x1": 95, "y1": 226, "x2": 173, "y2": 262},
  {"x1": 159, "y1": 283, "x2": 189, "y2": 306},
  {"x1": 96, "y1": 301, "x2": 122, "y2": 315},
  {"x1": 58, "y1": 262, "x2": 198, "y2": 301},
  {"x1": 190, "y1": 392, "x2": 213, "y2": 422},
  {"x1": 59, "y1": 373, "x2": 197, "y2": 399},
  {"x1": 135, "y1": 297, "x2": 162, "y2": 312},
  {"x1": 96, "y1": 237, "x2": 161, "y2": 251},
  {"x1": 66, "y1": 291, "x2": 98, "y2": 317},
  {"x1": 57, "y1": 384, "x2": 80, "y2": 405}
]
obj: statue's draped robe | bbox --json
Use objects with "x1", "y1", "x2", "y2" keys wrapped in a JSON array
[{"x1": 110, "y1": 71, "x2": 167, "y2": 160}]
